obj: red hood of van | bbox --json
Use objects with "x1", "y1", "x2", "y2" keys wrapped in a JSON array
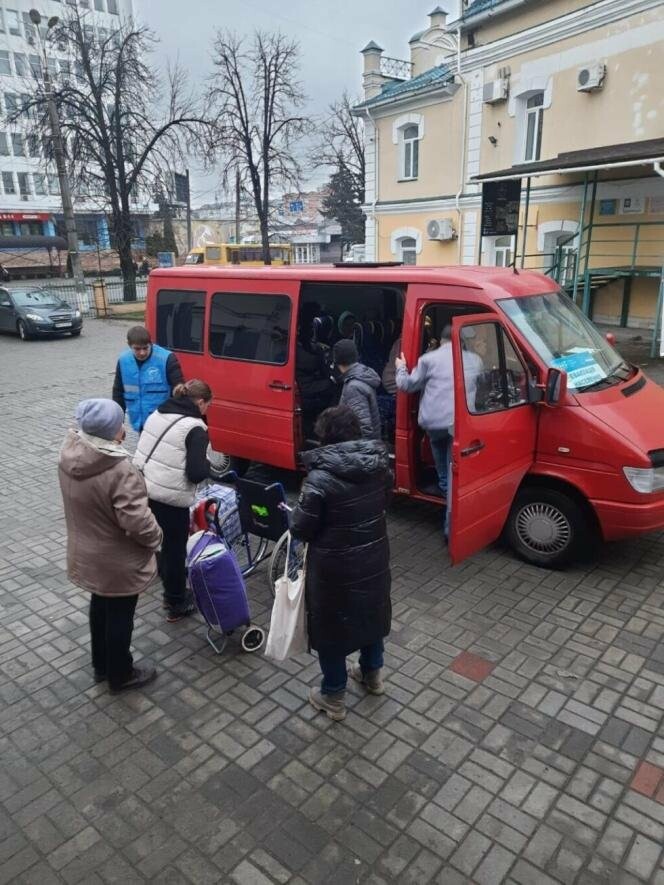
[{"x1": 577, "y1": 372, "x2": 664, "y2": 463}]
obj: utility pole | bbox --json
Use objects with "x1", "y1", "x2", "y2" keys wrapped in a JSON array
[
  {"x1": 235, "y1": 168, "x2": 241, "y2": 245},
  {"x1": 30, "y1": 10, "x2": 86, "y2": 302},
  {"x1": 185, "y1": 168, "x2": 192, "y2": 252}
]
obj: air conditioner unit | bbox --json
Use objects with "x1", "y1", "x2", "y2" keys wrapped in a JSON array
[
  {"x1": 483, "y1": 78, "x2": 509, "y2": 104},
  {"x1": 427, "y1": 219, "x2": 456, "y2": 241},
  {"x1": 577, "y1": 63, "x2": 606, "y2": 93}
]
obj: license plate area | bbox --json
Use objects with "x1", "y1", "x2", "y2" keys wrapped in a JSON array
[{"x1": 55, "y1": 322, "x2": 72, "y2": 328}]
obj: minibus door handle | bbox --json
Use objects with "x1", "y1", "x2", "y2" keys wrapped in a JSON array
[
  {"x1": 268, "y1": 381, "x2": 292, "y2": 391},
  {"x1": 461, "y1": 440, "x2": 485, "y2": 457}
]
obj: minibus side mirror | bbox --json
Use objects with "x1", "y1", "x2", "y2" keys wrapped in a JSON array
[
  {"x1": 544, "y1": 368, "x2": 567, "y2": 406},
  {"x1": 605, "y1": 332, "x2": 616, "y2": 346}
]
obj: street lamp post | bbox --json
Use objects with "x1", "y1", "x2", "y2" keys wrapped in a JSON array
[{"x1": 29, "y1": 9, "x2": 86, "y2": 304}]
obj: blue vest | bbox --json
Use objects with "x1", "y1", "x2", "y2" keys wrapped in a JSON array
[{"x1": 119, "y1": 344, "x2": 171, "y2": 431}]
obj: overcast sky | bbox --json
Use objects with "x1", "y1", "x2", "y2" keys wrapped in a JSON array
[{"x1": 143, "y1": 0, "x2": 461, "y2": 207}]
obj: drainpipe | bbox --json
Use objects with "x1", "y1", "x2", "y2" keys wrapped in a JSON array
[
  {"x1": 364, "y1": 106, "x2": 379, "y2": 262},
  {"x1": 454, "y1": 27, "x2": 467, "y2": 264}
]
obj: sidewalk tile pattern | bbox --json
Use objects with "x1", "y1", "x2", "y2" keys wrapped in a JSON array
[{"x1": 2, "y1": 320, "x2": 664, "y2": 883}]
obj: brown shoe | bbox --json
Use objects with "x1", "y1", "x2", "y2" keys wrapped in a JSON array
[
  {"x1": 309, "y1": 687, "x2": 346, "y2": 721},
  {"x1": 349, "y1": 663, "x2": 385, "y2": 695},
  {"x1": 109, "y1": 665, "x2": 157, "y2": 694}
]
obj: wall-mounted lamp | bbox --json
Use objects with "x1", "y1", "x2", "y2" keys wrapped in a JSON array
[{"x1": 488, "y1": 135, "x2": 498, "y2": 146}]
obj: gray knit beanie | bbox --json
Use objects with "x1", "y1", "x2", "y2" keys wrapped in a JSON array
[{"x1": 75, "y1": 398, "x2": 124, "y2": 440}]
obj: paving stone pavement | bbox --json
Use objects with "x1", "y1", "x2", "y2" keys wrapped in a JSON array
[{"x1": 3, "y1": 319, "x2": 664, "y2": 885}]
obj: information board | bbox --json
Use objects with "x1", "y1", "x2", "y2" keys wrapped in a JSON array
[
  {"x1": 157, "y1": 251, "x2": 176, "y2": 268},
  {"x1": 480, "y1": 180, "x2": 522, "y2": 237}
]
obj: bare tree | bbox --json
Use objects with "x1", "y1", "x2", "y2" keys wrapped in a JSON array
[
  {"x1": 11, "y1": 11, "x2": 208, "y2": 299},
  {"x1": 312, "y1": 92, "x2": 365, "y2": 197},
  {"x1": 312, "y1": 93, "x2": 366, "y2": 252},
  {"x1": 207, "y1": 31, "x2": 309, "y2": 264}
]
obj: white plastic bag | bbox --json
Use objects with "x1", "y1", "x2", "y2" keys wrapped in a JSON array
[{"x1": 264, "y1": 535, "x2": 308, "y2": 661}]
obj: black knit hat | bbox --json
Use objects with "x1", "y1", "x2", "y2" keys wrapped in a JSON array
[{"x1": 333, "y1": 338, "x2": 359, "y2": 366}]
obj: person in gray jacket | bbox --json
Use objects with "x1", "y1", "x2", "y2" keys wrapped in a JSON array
[
  {"x1": 396, "y1": 325, "x2": 483, "y2": 536},
  {"x1": 333, "y1": 339, "x2": 382, "y2": 440}
]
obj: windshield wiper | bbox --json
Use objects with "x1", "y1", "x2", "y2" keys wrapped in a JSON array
[{"x1": 577, "y1": 363, "x2": 632, "y2": 393}]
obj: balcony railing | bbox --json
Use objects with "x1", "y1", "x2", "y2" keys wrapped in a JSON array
[{"x1": 380, "y1": 56, "x2": 413, "y2": 81}]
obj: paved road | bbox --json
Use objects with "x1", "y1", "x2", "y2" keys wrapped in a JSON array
[{"x1": 2, "y1": 320, "x2": 664, "y2": 884}]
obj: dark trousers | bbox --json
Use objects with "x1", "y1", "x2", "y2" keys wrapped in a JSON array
[
  {"x1": 317, "y1": 640, "x2": 384, "y2": 694},
  {"x1": 428, "y1": 429, "x2": 452, "y2": 537},
  {"x1": 89, "y1": 593, "x2": 138, "y2": 687},
  {"x1": 149, "y1": 499, "x2": 190, "y2": 608}
]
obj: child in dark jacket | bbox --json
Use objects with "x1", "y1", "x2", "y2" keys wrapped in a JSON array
[{"x1": 332, "y1": 339, "x2": 381, "y2": 440}]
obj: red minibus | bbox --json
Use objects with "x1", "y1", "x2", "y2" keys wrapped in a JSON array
[{"x1": 146, "y1": 265, "x2": 664, "y2": 568}]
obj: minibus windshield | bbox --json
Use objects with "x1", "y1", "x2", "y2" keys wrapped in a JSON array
[{"x1": 498, "y1": 290, "x2": 632, "y2": 392}]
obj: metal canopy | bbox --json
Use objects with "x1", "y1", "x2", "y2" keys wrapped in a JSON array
[{"x1": 471, "y1": 137, "x2": 664, "y2": 183}]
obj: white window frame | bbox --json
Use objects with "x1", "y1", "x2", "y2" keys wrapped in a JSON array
[
  {"x1": 524, "y1": 92, "x2": 544, "y2": 163},
  {"x1": 509, "y1": 76, "x2": 552, "y2": 165},
  {"x1": 294, "y1": 243, "x2": 320, "y2": 264},
  {"x1": 5, "y1": 9, "x2": 21, "y2": 37},
  {"x1": 390, "y1": 227, "x2": 422, "y2": 264},
  {"x1": 399, "y1": 236, "x2": 418, "y2": 265},
  {"x1": 2, "y1": 171, "x2": 16, "y2": 195},
  {"x1": 392, "y1": 113, "x2": 424, "y2": 183},
  {"x1": 493, "y1": 236, "x2": 514, "y2": 267},
  {"x1": 482, "y1": 235, "x2": 515, "y2": 267},
  {"x1": 401, "y1": 126, "x2": 420, "y2": 181},
  {"x1": 33, "y1": 173, "x2": 47, "y2": 195}
]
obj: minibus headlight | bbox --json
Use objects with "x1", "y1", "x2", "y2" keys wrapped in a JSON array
[{"x1": 623, "y1": 466, "x2": 664, "y2": 494}]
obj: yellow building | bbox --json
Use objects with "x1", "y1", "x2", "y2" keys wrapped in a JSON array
[{"x1": 354, "y1": 1, "x2": 664, "y2": 330}]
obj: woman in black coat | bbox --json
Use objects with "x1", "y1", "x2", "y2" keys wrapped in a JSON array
[{"x1": 290, "y1": 404, "x2": 392, "y2": 722}]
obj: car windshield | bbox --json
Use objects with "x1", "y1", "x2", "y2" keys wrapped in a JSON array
[
  {"x1": 12, "y1": 289, "x2": 65, "y2": 308},
  {"x1": 498, "y1": 290, "x2": 632, "y2": 392}
]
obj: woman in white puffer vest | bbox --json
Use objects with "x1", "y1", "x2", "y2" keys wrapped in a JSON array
[{"x1": 134, "y1": 379, "x2": 214, "y2": 622}]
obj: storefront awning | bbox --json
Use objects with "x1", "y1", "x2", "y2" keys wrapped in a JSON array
[
  {"x1": 0, "y1": 235, "x2": 67, "y2": 250},
  {"x1": 471, "y1": 137, "x2": 664, "y2": 183}
]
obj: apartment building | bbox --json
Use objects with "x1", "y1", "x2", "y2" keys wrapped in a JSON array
[
  {"x1": 354, "y1": 0, "x2": 664, "y2": 328},
  {"x1": 0, "y1": 0, "x2": 137, "y2": 272}
]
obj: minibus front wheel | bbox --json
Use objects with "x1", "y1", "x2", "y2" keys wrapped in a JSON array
[{"x1": 506, "y1": 486, "x2": 586, "y2": 568}]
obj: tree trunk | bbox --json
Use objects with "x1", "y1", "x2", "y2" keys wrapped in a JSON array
[
  {"x1": 114, "y1": 205, "x2": 137, "y2": 302},
  {"x1": 260, "y1": 214, "x2": 272, "y2": 265}
]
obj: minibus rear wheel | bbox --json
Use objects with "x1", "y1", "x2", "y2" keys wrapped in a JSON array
[{"x1": 506, "y1": 487, "x2": 584, "y2": 568}]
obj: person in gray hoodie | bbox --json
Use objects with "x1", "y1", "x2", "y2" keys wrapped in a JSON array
[{"x1": 333, "y1": 339, "x2": 382, "y2": 440}]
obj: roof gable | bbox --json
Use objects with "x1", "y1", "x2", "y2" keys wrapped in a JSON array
[{"x1": 357, "y1": 63, "x2": 454, "y2": 110}]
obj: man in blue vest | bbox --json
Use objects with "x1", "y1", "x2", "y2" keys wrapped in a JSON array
[{"x1": 112, "y1": 326, "x2": 184, "y2": 433}]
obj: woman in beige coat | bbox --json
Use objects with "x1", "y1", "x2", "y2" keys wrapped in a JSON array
[{"x1": 59, "y1": 398, "x2": 162, "y2": 693}]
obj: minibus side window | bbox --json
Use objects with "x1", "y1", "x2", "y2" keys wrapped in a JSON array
[
  {"x1": 462, "y1": 322, "x2": 529, "y2": 414},
  {"x1": 209, "y1": 292, "x2": 291, "y2": 365},
  {"x1": 156, "y1": 289, "x2": 205, "y2": 353}
]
